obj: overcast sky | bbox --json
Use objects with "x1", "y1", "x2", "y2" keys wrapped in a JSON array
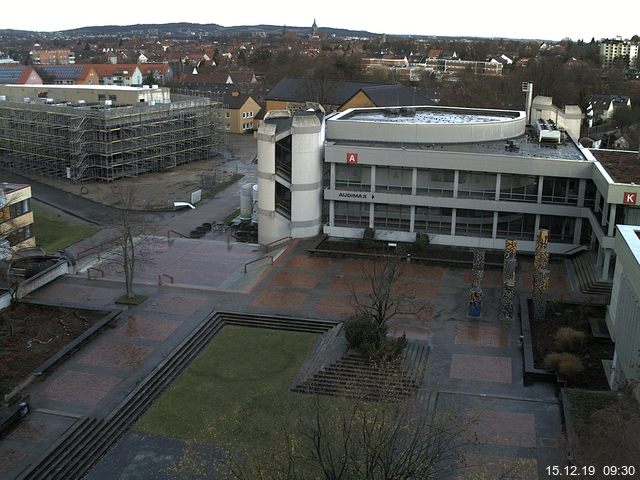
[{"x1": 1, "y1": 0, "x2": 638, "y2": 41}]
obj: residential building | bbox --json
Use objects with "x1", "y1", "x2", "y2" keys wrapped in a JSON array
[
  {"x1": 0, "y1": 183, "x2": 35, "y2": 252},
  {"x1": 0, "y1": 85, "x2": 214, "y2": 182},
  {"x1": 600, "y1": 37, "x2": 639, "y2": 68},
  {"x1": 264, "y1": 78, "x2": 434, "y2": 114},
  {"x1": 33, "y1": 65, "x2": 99, "y2": 85},
  {"x1": 138, "y1": 64, "x2": 174, "y2": 84},
  {"x1": 91, "y1": 64, "x2": 144, "y2": 86},
  {"x1": 222, "y1": 92, "x2": 261, "y2": 134},
  {"x1": 587, "y1": 94, "x2": 632, "y2": 127},
  {"x1": 31, "y1": 49, "x2": 75, "y2": 65},
  {"x1": 257, "y1": 104, "x2": 640, "y2": 285},
  {"x1": 0, "y1": 66, "x2": 43, "y2": 85}
]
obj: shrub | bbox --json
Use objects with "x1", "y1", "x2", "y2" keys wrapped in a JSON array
[
  {"x1": 345, "y1": 313, "x2": 379, "y2": 354},
  {"x1": 554, "y1": 327, "x2": 586, "y2": 352},
  {"x1": 544, "y1": 352, "x2": 564, "y2": 371},
  {"x1": 557, "y1": 353, "x2": 584, "y2": 380},
  {"x1": 411, "y1": 232, "x2": 430, "y2": 256},
  {"x1": 344, "y1": 313, "x2": 406, "y2": 363}
]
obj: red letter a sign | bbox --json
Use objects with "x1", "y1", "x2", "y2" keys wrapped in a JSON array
[{"x1": 346, "y1": 152, "x2": 358, "y2": 164}]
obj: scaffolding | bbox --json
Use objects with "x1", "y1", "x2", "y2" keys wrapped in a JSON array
[{"x1": 0, "y1": 94, "x2": 218, "y2": 182}]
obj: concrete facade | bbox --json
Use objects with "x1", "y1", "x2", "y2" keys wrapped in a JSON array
[
  {"x1": 0, "y1": 84, "x2": 171, "y2": 105},
  {"x1": 256, "y1": 105, "x2": 640, "y2": 283},
  {"x1": 607, "y1": 225, "x2": 640, "y2": 401}
]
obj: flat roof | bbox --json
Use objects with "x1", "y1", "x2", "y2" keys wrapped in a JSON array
[
  {"x1": 589, "y1": 149, "x2": 640, "y2": 184},
  {"x1": 331, "y1": 132, "x2": 587, "y2": 161},
  {"x1": 1, "y1": 84, "x2": 163, "y2": 92},
  {"x1": 339, "y1": 106, "x2": 519, "y2": 124},
  {"x1": 1, "y1": 182, "x2": 29, "y2": 193}
]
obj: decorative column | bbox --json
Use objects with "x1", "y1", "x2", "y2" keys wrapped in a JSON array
[
  {"x1": 533, "y1": 229, "x2": 550, "y2": 322},
  {"x1": 500, "y1": 239, "x2": 517, "y2": 321},
  {"x1": 468, "y1": 249, "x2": 485, "y2": 317}
]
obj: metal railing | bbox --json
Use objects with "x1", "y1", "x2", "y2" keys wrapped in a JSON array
[{"x1": 244, "y1": 255, "x2": 273, "y2": 274}]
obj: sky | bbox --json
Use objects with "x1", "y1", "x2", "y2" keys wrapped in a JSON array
[{"x1": 1, "y1": 0, "x2": 638, "y2": 41}]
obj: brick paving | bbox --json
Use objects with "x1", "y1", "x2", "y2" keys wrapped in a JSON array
[
  {"x1": 78, "y1": 341, "x2": 154, "y2": 370},
  {"x1": 2, "y1": 237, "x2": 573, "y2": 479},
  {"x1": 455, "y1": 325, "x2": 511, "y2": 348},
  {"x1": 40, "y1": 370, "x2": 121, "y2": 406},
  {"x1": 450, "y1": 353, "x2": 513, "y2": 383},
  {"x1": 115, "y1": 315, "x2": 182, "y2": 341}
]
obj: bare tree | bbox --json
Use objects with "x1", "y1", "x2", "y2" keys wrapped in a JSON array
[
  {"x1": 105, "y1": 187, "x2": 153, "y2": 301},
  {"x1": 173, "y1": 393, "x2": 475, "y2": 480}
]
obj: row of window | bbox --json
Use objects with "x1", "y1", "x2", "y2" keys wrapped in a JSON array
[
  {"x1": 0, "y1": 199, "x2": 31, "y2": 222},
  {"x1": 5, "y1": 224, "x2": 33, "y2": 247},
  {"x1": 333, "y1": 201, "x2": 575, "y2": 243},
  {"x1": 242, "y1": 111, "x2": 254, "y2": 118},
  {"x1": 333, "y1": 165, "x2": 580, "y2": 205}
]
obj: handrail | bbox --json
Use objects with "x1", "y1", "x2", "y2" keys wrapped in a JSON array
[
  {"x1": 244, "y1": 255, "x2": 273, "y2": 274},
  {"x1": 87, "y1": 267, "x2": 104, "y2": 280},
  {"x1": 262, "y1": 235, "x2": 291, "y2": 253},
  {"x1": 167, "y1": 229, "x2": 189, "y2": 241},
  {"x1": 562, "y1": 244, "x2": 589, "y2": 258},
  {"x1": 76, "y1": 236, "x2": 122, "y2": 261}
]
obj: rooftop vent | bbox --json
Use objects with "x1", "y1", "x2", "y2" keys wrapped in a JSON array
[{"x1": 536, "y1": 118, "x2": 561, "y2": 145}]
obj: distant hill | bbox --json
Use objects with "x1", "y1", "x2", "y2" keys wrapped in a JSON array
[{"x1": 0, "y1": 22, "x2": 378, "y2": 39}]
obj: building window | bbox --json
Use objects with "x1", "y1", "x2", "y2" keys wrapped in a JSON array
[
  {"x1": 225, "y1": 112, "x2": 230, "y2": 118},
  {"x1": 334, "y1": 201, "x2": 369, "y2": 227},
  {"x1": 225, "y1": 124, "x2": 230, "y2": 131},
  {"x1": 0, "y1": 199, "x2": 31, "y2": 222},
  {"x1": 6, "y1": 225, "x2": 33, "y2": 246},
  {"x1": 335, "y1": 164, "x2": 371, "y2": 191},
  {"x1": 541, "y1": 177, "x2": 578, "y2": 205},
  {"x1": 457, "y1": 171, "x2": 496, "y2": 199},
  {"x1": 539, "y1": 215, "x2": 575, "y2": 243},
  {"x1": 414, "y1": 206, "x2": 452, "y2": 235},
  {"x1": 249, "y1": 111, "x2": 253, "y2": 117},
  {"x1": 416, "y1": 168, "x2": 454, "y2": 197},
  {"x1": 375, "y1": 166, "x2": 413, "y2": 194},
  {"x1": 455, "y1": 209, "x2": 494, "y2": 238},
  {"x1": 373, "y1": 203, "x2": 411, "y2": 231},
  {"x1": 496, "y1": 212, "x2": 536, "y2": 240},
  {"x1": 499, "y1": 174, "x2": 538, "y2": 202}
]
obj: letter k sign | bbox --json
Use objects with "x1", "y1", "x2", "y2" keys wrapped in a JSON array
[{"x1": 623, "y1": 192, "x2": 637, "y2": 205}]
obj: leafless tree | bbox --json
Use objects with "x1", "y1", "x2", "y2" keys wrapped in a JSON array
[{"x1": 173, "y1": 393, "x2": 475, "y2": 480}]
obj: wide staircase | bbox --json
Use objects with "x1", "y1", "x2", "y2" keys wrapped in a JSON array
[
  {"x1": 569, "y1": 251, "x2": 613, "y2": 296},
  {"x1": 16, "y1": 312, "x2": 336, "y2": 480},
  {"x1": 292, "y1": 332, "x2": 429, "y2": 402}
]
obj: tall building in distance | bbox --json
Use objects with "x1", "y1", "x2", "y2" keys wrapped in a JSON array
[
  {"x1": 0, "y1": 84, "x2": 215, "y2": 182},
  {"x1": 30, "y1": 49, "x2": 76, "y2": 65},
  {"x1": 600, "y1": 37, "x2": 639, "y2": 68}
]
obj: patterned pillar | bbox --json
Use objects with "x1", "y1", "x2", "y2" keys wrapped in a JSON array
[
  {"x1": 501, "y1": 258, "x2": 517, "y2": 321},
  {"x1": 533, "y1": 229, "x2": 550, "y2": 323},
  {"x1": 468, "y1": 249, "x2": 485, "y2": 317},
  {"x1": 533, "y1": 268, "x2": 550, "y2": 322}
]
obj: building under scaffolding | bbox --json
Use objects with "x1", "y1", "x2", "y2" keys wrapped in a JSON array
[{"x1": 0, "y1": 84, "x2": 220, "y2": 182}]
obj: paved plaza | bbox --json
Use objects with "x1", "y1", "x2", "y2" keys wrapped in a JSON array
[{"x1": 0, "y1": 236, "x2": 568, "y2": 479}]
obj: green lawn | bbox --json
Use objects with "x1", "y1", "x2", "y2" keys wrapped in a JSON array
[
  {"x1": 32, "y1": 205, "x2": 100, "y2": 253},
  {"x1": 134, "y1": 326, "x2": 317, "y2": 447}
]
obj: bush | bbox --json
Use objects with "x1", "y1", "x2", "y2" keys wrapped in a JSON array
[
  {"x1": 345, "y1": 313, "x2": 379, "y2": 354},
  {"x1": 544, "y1": 352, "x2": 584, "y2": 380},
  {"x1": 411, "y1": 232, "x2": 430, "y2": 256},
  {"x1": 344, "y1": 313, "x2": 406, "y2": 363},
  {"x1": 557, "y1": 353, "x2": 584, "y2": 379},
  {"x1": 554, "y1": 327, "x2": 586, "y2": 352},
  {"x1": 360, "y1": 227, "x2": 377, "y2": 250},
  {"x1": 544, "y1": 352, "x2": 563, "y2": 371}
]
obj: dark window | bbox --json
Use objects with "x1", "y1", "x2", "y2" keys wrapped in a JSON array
[
  {"x1": 335, "y1": 164, "x2": 371, "y2": 191},
  {"x1": 415, "y1": 206, "x2": 452, "y2": 235},
  {"x1": 334, "y1": 201, "x2": 369, "y2": 227},
  {"x1": 500, "y1": 174, "x2": 538, "y2": 202},
  {"x1": 374, "y1": 203, "x2": 411, "y2": 231},
  {"x1": 496, "y1": 212, "x2": 536, "y2": 240},
  {"x1": 455, "y1": 209, "x2": 494, "y2": 238}
]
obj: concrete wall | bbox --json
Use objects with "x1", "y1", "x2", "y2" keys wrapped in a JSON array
[
  {"x1": 290, "y1": 114, "x2": 323, "y2": 238},
  {"x1": 530, "y1": 96, "x2": 582, "y2": 140},
  {"x1": 15, "y1": 259, "x2": 69, "y2": 298},
  {"x1": 607, "y1": 225, "x2": 640, "y2": 401},
  {"x1": 328, "y1": 107, "x2": 526, "y2": 144}
]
